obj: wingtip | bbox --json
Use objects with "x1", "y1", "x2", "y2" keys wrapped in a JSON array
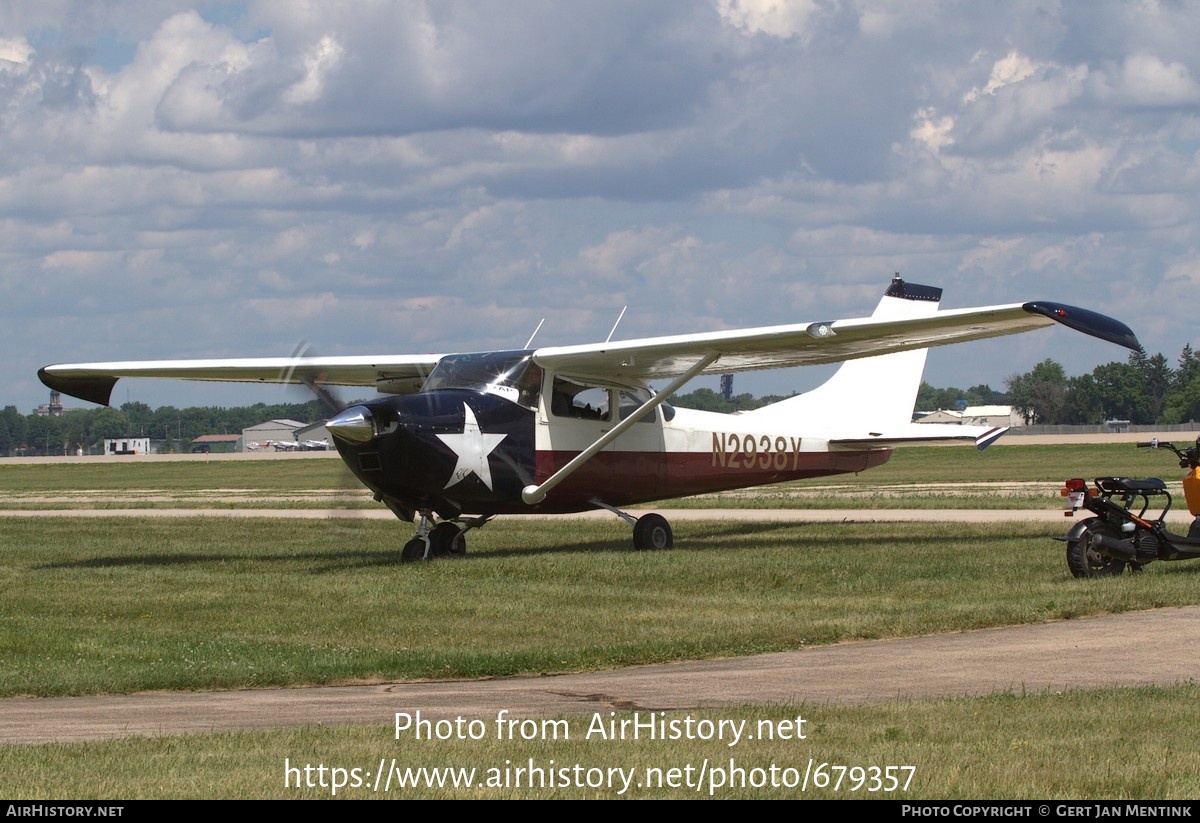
[
  {"x1": 38, "y1": 366, "x2": 117, "y2": 407},
  {"x1": 1022, "y1": 301, "x2": 1140, "y2": 350}
]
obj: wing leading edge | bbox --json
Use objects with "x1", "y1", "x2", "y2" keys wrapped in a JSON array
[
  {"x1": 38, "y1": 354, "x2": 442, "y2": 407},
  {"x1": 531, "y1": 299, "x2": 1138, "y2": 384},
  {"x1": 39, "y1": 290, "x2": 1138, "y2": 407}
]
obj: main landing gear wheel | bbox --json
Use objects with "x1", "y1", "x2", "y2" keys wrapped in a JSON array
[
  {"x1": 1066, "y1": 519, "x2": 1126, "y2": 578},
  {"x1": 633, "y1": 513, "x2": 673, "y2": 551},
  {"x1": 429, "y1": 521, "x2": 466, "y2": 557}
]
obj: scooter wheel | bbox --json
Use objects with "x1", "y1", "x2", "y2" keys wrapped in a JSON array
[{"x1": 1066, "y1": 519, "x2": 1127, "y2": 579}]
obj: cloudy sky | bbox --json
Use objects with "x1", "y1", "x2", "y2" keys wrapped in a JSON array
[{"x1": 3, "y1": 0, "x2": 1199, "y2": 412}]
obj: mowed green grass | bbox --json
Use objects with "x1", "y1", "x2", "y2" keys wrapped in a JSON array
[
  {"x1": 5, "y1": 444, "x2": 1200, "y2": 799},
  {"x1": 0, "y1": 456, "x2": 355, "y2": 492},
  {"x1": 6, "y1": 687, "x2": 1200, "y2": 799},
  {"x1": 856, "y1": 440, "x2": 1185, "y2": 483},
  {"x1": 0, "y1": 441, "x2": 1190, "y2": 509},
  {"x1": 4, "y1": 516, "x2": 1200, "y2": 698}
]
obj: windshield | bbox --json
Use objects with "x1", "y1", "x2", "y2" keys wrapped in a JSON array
[{"x1": 422, "y1": 350, "x2": 542, "y2": 408}]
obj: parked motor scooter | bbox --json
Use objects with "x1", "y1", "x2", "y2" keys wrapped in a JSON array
[{"x1": 1059, "y1": 437, "x2": 1200, "y2": 577}]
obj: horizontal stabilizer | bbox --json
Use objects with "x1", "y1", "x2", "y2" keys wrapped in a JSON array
[{"x1": 830, "y1": 424, "x2": 1009, "y2": 451}]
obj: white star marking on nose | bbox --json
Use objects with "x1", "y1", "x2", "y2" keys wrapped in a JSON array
[{"x1": 436, "y1": 404, "x2": 507, "y2": 490}]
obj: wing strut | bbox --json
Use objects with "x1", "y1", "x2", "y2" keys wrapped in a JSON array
[{"x1": 521, "y1": 352, "x2": 720, "y2": 505}]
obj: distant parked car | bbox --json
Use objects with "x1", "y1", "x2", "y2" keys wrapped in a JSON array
[{"x1": 190, "y1": 444, "x2": 211, "y2": 454}]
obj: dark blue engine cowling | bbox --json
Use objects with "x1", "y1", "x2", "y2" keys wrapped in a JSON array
[{"x1": 327, "y1": 389, "x2": 536, "y2": 521}]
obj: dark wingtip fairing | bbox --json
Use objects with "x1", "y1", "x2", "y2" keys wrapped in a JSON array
[{"x1": 1022, "y1": 302, "x2": 1140, "y2": 351}]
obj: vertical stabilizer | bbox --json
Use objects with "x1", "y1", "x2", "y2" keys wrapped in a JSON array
[{"x1": 746, "y1": 277, "x2": 941, "y2": 437}]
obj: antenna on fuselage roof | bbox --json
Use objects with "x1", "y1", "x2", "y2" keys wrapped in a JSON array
[
  {"x1": 606, "y1": 306, "x2": 628, "y2": 343},
  {"x1": 524, "y1": 318, "x2": 546, "y2": 349}
]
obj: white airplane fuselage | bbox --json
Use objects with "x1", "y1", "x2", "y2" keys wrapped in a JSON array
[{"x1": 327, "y1": 362, "x2": 893, "y2": 522}]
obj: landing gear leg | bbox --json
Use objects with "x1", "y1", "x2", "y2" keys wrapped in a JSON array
[
  {"x1": 401, "y1": 512, "x2": 433, "y2": 563},
  {"x1": 408, "y1": 513, "x2": 493, "y2": 560},
  {"x1": 446, "y1": 514, "x2": 493, "y2": 556},
  {"x1": 428, "y1": 521, "x2": 460, "y2": 557},
  {"x1": 590, "y1": 499, "x2": 673, "y2": 551}
]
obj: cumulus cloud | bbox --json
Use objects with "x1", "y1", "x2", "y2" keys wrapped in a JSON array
[
  {"x1": 0, "y1": 37, "x2": 33, "y2": 66},
  {"x1": 2, "y1": 0, "x2": 1200, "y2": 409},
  {"x1": 715, "y1": 0, "x2": 821, "y2": 39},
  {"x1": 1091, "y1": 52, "x2": 1200, "y2": 107},
  {"x1": 155, "y1": 3, "x2": 730, "y2": 139}
]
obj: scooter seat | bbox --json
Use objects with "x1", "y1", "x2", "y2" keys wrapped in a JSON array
[{"x1": 1098, "y1": 476, "x2": 1167, "y2": 493}]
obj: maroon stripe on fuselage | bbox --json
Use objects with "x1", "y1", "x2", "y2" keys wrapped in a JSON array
[{"x1": 530, "y1": 448, "x2": 892, "y2": 513}]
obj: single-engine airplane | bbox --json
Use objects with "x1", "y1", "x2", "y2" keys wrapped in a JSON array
[{"x1": 40, "y1": 275, "x2": 1138, "y2": 560}]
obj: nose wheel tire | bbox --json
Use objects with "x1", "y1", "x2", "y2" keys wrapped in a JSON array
[
  {"x1": 400, "y1": 537, "x2": 428, "y2": 563},
  {"x1": 429, "y1": 521, "x2": 466, "y2": 556},
  {"x1": 633, "y1": 513, "x2": 673, "y2": 550}
]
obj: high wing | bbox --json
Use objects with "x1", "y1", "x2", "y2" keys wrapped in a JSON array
[
  {"x1": 531, "y1": 298, "x2": 1138, "y2": 385},
  {"x1": 39, "y1": 286, "x2": 1137, "y2": 408},
  {"x1": 38, "y1": 354, "x2": 442, "y2": 407}
]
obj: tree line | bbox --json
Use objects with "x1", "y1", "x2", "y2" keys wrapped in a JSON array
[
  {"x1": 919, "y1": 346, "x2": 1200, "y2": 426},
  {"x1": 0, "y1": 400, "x2": 327, "y2": 456},
  {"x1": 1002, "y1": 347, "x2": 1200, "y2": 425}
]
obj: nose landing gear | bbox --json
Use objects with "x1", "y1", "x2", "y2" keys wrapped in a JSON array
[{"x1": 400, "y1": 512, "x2": 490, "y2": 562}]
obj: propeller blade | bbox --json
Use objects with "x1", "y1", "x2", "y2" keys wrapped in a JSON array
[{"x1": 280, "y1": 342, "x2": 347, "y2": 416}]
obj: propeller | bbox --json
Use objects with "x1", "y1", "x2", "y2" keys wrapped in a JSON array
[
  {"x1": 280, "y1": 341, "x2": 347, "y2": 418},
  {"x1": 281, "y1": 342, "x2": 382, "y2": 447},
  {"x1": 275, "y1": 341, "x2": 374, "y2": 536}
]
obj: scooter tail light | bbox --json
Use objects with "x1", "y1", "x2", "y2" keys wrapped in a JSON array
[
  {"x1": 1064, "y1": 478, "x2": 1087, "y2": 492},
  {"x1": 1062, "y1": 478, "x2": 1088, "y2": 515}
]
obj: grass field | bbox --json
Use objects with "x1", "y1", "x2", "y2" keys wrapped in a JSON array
[
  {"x1": 2, "y1": 443, "x2": 1199, "y2": 799},
  {"x1": 0, "y1": 441, "x2": 1189, "y2": 510},
  {"x1": 7, "y1": 516, "x2": 1200, "y2": 698},
  {"x1": 5, "y1": 687, "x2": 1200, "y2": 799}
]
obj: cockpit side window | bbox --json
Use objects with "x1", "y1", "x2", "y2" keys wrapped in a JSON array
[
  {"x1": 551, "y1": 377, "x2": 611, "y2": 421},
  {"x1": 618, "y1": 390, "x2": 657, "y2": 424}
]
